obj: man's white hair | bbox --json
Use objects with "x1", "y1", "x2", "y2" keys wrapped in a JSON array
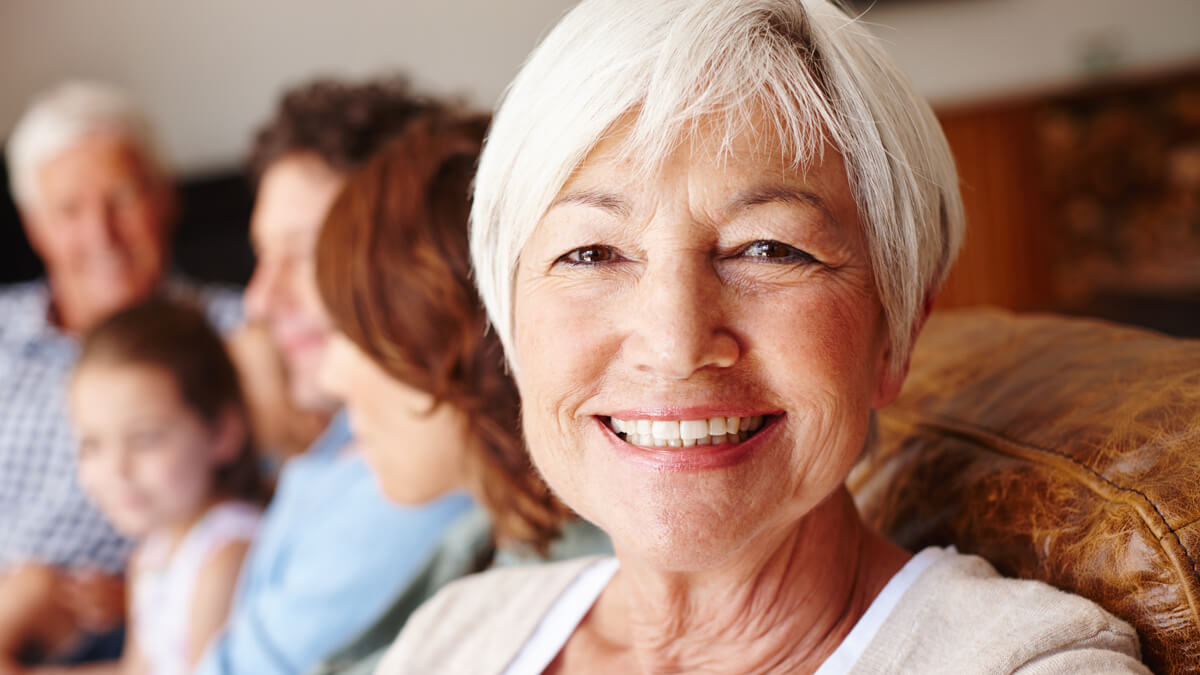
[
  {"x1": 5, "y1": 81, "x2": 166, "y2": 210},
  {"x1": 471, "y1": 0, "x2": 965, "y2": 374}
]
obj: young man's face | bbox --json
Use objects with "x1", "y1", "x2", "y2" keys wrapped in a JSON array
[{"x1": 243, "y1": 152, "x2": 345, "y2": 414}]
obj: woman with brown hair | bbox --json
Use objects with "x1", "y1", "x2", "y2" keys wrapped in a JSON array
[{"x1": 307, "y1": 112, "x2": 609, "y2": 674}]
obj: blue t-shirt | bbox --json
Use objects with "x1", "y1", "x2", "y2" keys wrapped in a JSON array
[{"x1": 196, "y1": 412, "x2": 473, "y2": 675}]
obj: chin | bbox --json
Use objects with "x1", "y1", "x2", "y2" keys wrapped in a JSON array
[
  {"x1": 608, "y1": 517, "x2": 762, "y2": 573},
  {"x1": 577, "y1": 482, "x2": 775, "y2": 573},
  {"x1": 105, "y1": 510, "x2": 157, "y2": 538},
  {"x1": 289, "y1": 377, "x2": 338, "y2": 415}
]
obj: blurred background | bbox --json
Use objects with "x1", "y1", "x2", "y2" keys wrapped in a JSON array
[{"x1": 2, "y1": 0, "x2": 1199, "y2": 334}]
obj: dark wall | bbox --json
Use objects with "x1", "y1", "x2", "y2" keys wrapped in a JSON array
[{"x1": 0, "y1": 155, "x2": 255, "y2": 287}]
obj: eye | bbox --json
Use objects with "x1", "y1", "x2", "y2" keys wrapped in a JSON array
[
  {"x1": 740, "y1": 240, "x2": 818, "y2": 264},
  {"x1": 128, "y1": 428, "x2": 167, "y2": 451},
  {"x1": 556, "y1": 244, "x2": 620, "y2": 266},
  {"x1": 78, "y1": 438, "x2": 100, "y2": 458}
]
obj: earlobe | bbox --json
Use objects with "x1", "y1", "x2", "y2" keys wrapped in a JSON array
[
  {"x1": 872, "y1": 290, "x2": 938, "y2": 409},
  {"x1": 871, "y1": 340, "x2": 907, "y2": 409}
]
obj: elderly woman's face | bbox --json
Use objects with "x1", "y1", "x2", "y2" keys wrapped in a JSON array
[{"x1": 513, "y1": 122, "x2": 904, "y2": 570}]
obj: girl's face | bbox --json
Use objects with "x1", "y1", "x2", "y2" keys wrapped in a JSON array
[{"x1": 70, "y1": 362, "x2": 235, "y2": 537}]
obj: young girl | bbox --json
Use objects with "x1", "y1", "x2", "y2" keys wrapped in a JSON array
[{"x1": 65, "y1": 297, "x2": 264, "y2": 675}]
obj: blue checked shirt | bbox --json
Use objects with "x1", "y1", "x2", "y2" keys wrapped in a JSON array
[{"x1": 0, "y1": 278, "x2": 242, "y2": 573}]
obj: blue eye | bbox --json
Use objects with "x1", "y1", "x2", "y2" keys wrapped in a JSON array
[
  {"x1": 557, "y1": 245, "x2": 619, "y2": 265},
  {"x1": 741, "y1": 240, "x2": 818, "y2": 264}
]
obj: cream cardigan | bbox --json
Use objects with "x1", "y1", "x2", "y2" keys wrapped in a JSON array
[{"x1": 376, "y1": 551, "x2": 1148, "y2": 674}]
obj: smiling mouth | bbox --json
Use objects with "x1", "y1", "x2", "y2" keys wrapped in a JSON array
[{"x1": 605, "y1": 414, "x2": 775, "y2": 448}]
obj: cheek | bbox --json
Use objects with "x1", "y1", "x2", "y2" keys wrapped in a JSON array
[
  {"x1": 515, "y1": 285, "x2": 615, "y2": 418},
  {"x1": 119, "y1": 207, "x2": 165, "y2": 250},
  {"x1": 76, "y1": 457, "x2": 107, "y2": 497},
  {"x1": 764, "y1": 282, "x2": 885, "y2": 392},
  {"x1": 140, "y1": 447, "x2": 210, "y2": 496}
]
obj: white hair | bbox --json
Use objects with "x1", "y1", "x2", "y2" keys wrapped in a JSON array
[
  {"x1": 471, "y1": 0, "x2": 965, "y2": 374},
  {"x1": 5, "y1": 81, "x2": 166, "y2": 210}
]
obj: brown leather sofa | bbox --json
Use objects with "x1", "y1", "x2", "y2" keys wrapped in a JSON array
[{"x1": 852, "y1": 308, "x2": 1200, "y2": 674}]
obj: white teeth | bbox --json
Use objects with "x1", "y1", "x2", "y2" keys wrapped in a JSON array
[
  {"x1": 651, "y1": 420, "x2": 680, "y2": 439},
  {"x1": 707, "y1": 417, "x2": 727, "y2": 436},
  {"x1": 680, "y1": 419, "x2": 709, "y2": 440},
  {"x1": 609, "y1": 414, "x2": 771, "y2": 448}
]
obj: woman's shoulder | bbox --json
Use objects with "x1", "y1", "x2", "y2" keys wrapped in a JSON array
[
  {"x1": 376, "y1": 555, "x2": 609, "y2": 675},
  {"x1": 858, "y1": 550, "x2": 1147, "y2": 673}
]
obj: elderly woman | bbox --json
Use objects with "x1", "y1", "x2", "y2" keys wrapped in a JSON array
[
  {"x1": 310, "y1": 113, "x2": 610, "y2": 675},
  {"x1": 380, "y1": 1, "x2": 1149, "y2": 673}
]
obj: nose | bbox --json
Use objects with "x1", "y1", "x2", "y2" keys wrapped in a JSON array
[
  {"x1": 108, "y1": 444, "x2": 135, "y2": 481},
  {"x1": 244, "y1": 259, "x2": 284, "y2": 322},
  {"x1": 624, "y1": 254, "x2": 740, "y2": 379},
  {"x1": 80, "y1": 199, "x2": 122, "y2": 249}
]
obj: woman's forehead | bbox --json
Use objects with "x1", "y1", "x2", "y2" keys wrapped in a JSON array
[{"x1": 555, "y1": 119, "x2": 851, "y2": 214}]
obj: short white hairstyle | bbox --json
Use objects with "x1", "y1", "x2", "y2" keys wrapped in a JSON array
[
  {"x1": 5, "y1": 81, "x2": 166, "y2": 210},
  {"x1": 472, "y1": 0, "x2": 965, "y2": 374}
]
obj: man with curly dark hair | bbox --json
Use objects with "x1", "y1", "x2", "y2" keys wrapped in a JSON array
[{"x1": 194, "y1": 77, "x2": 474, "y2": 675}]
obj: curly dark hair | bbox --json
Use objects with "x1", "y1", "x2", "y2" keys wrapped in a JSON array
[{"x1": 248, "y1": 75, "x2": 456, "y2": 181}]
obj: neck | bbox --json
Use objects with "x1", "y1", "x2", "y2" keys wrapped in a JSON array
[
  {"x1": 158, "y1": 494, "x2": 225, "y2": 558},
  {"x1": 47, "y1": 277, "x2": 157, "y2": 335},
  {"x1": 589, "y1": 488, "x2": 909, "y2": 674}
]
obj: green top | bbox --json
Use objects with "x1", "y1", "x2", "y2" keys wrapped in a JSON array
[{"x1": 306, "y1": 506, "x2": 612, "y2": 675}]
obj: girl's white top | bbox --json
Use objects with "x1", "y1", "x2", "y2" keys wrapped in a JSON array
[{"x1": 131, "y1": 500, "x2": 261, "y2": 675}]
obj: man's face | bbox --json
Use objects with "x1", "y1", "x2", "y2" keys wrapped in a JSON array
[
  {"x1": 244, "y1": 153, "x2": 345, "y2": 414},
  {"x1": 23, "y1": 132, "x2": 172, "y2": 332}
]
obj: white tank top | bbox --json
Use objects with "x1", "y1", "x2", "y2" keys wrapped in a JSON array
[{"x1": 131, "y1": 501, "x2": 261, "y2": 675}]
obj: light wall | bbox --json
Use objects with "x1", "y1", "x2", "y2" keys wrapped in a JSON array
[
  {"x1": 2, "y1": 0, "x2": 1198, "y2": 174},
  {"x1": 0, "y1": 0, "x2": 577, "y2": 174},
  {"x1": 865, "y1": 0, "x2": 1200, "y2": 106}
]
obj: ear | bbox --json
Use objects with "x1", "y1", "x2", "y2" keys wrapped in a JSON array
[
  {"x1": 20, "y1": 210, "x2": 49, "y2": 258},
  {"x1": 872, "y1": 290, "x2": 938, "y2": 409},
  {"x1": 210, "y1": 405, "x2": 248, "y2": 466},
  {"x1": 154, "y1": 181, "x2": 179, "y2": 241}
]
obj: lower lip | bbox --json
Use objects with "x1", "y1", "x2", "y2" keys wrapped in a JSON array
[{"x1": 599, "y1": 416, "x2": 780, "y2": 472}]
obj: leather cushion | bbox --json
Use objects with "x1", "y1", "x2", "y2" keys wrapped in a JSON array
[{"x1": 851, "y1": 308, "x2": 1200, "y2": 674}]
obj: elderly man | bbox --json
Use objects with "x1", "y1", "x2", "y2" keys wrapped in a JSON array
[
  {"x1": 0, "y1": 82, "x2": 242, "y2": 663},
  {"x1": 194, "y1": 78, "x2": 473, "y2": 675}
]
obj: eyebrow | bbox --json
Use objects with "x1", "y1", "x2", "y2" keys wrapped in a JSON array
[
  {"x1": 548, "y1": 189, "x2": 632, "y2": 218},
  {"x1": 726, "y1": 185, "x2": 838, "y2": 226}
]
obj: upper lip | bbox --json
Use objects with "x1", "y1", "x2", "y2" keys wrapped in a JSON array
[
  {"x1": 275, "y1": 328, "x2": 326, "y2": 352},
  {"x1": 599, "y1": 406, "x2": 783, "y2": 420}
]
